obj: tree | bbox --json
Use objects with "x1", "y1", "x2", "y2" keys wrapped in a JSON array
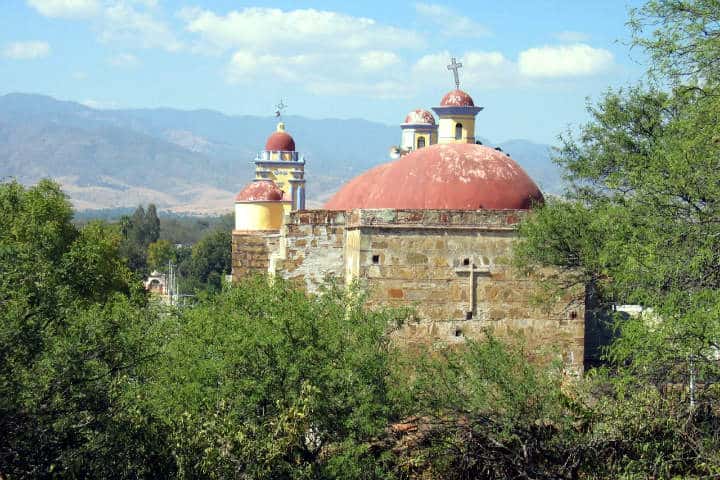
[
  {"x1": 147, "y1": 239, "x2": 175, "y2": 272},
  {"x1": 515, "y1": 0, "x2": 720, "y2": 377},
  {"x1": 629, "y1": 0, "x2": 720, "y2": 85},
  {"x1": 144, "y1": 204, "x2": 161, "y2": 245},
  {"x1": 0, "y1": 180, "x2": 172, "y2": 478},
  {"x1": 187, "y1": 229, "x2": 232, "y2": 291},
  {"x1": 511, "y1": 2, "x2": 720, "y2": 473},
  {"x1": 140, "y1": 276, "x2": 405, "y2": 478},
  {"x1": 119, "y1": 204, "x2": 162, "y2": 275}
]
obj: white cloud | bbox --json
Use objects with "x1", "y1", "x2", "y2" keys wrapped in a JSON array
[
  {"x1": 129, "y1": 0, "x2": 157, "y2": 6},
  {"x1": 553, "y1": 31, "x2": 591, "y2": 43},
  {"x1": 101, "y1": 2, "x2": 182, "y2": 51},
  {"x1": 463, "y1": 51, "x2": 518, "y2": 86},
  {"x1": 226, "y1": 52, "x2": 313, "y2": 82},
  {"x1": 414, "y1": 3, "x2": 491, "y2": 38},
  {"x1": 413, "y1": 44, "x2": 614, "y2": 92},
  {"x1": 306, "y1": 80, "x2": 408, "y2": 99},
  {"x1": 518, "y1": 43, "x2": 614, "y2": 78},
  {"x1": 226, "y1": 50, "x2": 411, "y2": 98},
  {"x1": 186, "y1": 6, "x2": 422, "y2": 98},
  {"x1": 28, "y1": 0, "x2": 181, "y2": 52},
  {"x1": 358, "y1": 51, "x2": 400, "y2": 71},
  {"x1": 180, "y1": 7, "x2": 424, "y2": 55},
  {"x1": 413, "y1": 50, "x2": 518, "y2": 90},
  {"x1": 27, "y1": 0, "x2": 99, "y2": 18},
  {"x1": 2, "y1": 41, "x2": 51, "y2": 59},
  {"x1": 108, "y1": 52, "x2": 139, "y2": 67}
]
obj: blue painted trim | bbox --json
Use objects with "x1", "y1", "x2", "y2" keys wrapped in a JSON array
[
  {"x1": 400, "y1": 124, "x2": 438, "y2": 131},
  {"x1": 254, "y1": 160, "x2": 305, "y2": 166},
  {"x1": 431, "y1": 106, "x2": 484, "y2": 116}
]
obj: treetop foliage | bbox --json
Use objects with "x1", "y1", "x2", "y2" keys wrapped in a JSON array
[
  {"x1": 516, "y1": 0, "x2": 720, "y2": 398},
  {"x1": 629, "y1": 0, "x2": 720, "y2": 85}
]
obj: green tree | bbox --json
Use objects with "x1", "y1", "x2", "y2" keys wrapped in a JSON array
[
  {"x1": 629, "y1": 0, "x2": 720, "y2": 85},
  {"x1": 515, "y1": 0, "x2": 720, "y2": 380},
  {"x1": 147, "y1": 239, "x2": 175, "y2": 272},
  {"x1": 512, "y1": 1, "x2": 720, "y2": 474},
  {"x1": 187, "y1": 229, "x2": 232, "y2": 291},
  {"x1": 140, "y1": 276, "x2": 405, "y2": 478},
  {"x1": 144, "y1": 203, "x2": 161, "y2": 245},
  {"x1": 383, "y1": 335, "x2": 591, "y2": 479},
  {"x1": 0, "y1": 180, "x2": 172, "y2": 478},
  {"x1": 119, "y1": 204, "x2": 162, "y2": 275}
]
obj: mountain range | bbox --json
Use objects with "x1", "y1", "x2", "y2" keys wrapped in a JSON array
[{"x1": 0, "y1": 93, "x2": 563, "y2": 214}]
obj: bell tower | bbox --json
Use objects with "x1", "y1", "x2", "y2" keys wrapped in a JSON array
[
  {"x1": 254, "y1": 121, "x2": 307, "y2": 211},
  {"x1": 432, "y1": 57, "x2": 484, "y2": 145}
]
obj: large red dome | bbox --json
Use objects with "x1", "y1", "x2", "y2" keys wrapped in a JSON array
[
  {"x1": 265, "y1": 131, "x2": 295, "y2": 151},
  {"x1": 324, "y1": 143, "x2": 544, "y2": 210},
  {"x1": 440, "y1": 89, "x2": 475, "y2": 107}
]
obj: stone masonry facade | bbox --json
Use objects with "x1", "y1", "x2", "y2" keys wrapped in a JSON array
[
  {"x1": 232, "y1": 209, "x2": 585, "y2": 372},
  {"x1": 231, "y1": 231, "x2": 279, "y2": 281}
]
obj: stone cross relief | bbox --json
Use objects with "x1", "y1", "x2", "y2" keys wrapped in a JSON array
[
  {"x1": 454, "y1": 257, "x2": 491, "y2": 320},
  {"x1": 447, "y1": 57, "x2": 463, "y2": 90}
]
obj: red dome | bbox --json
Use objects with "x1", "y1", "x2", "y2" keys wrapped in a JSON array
[
  {"x1": 265, "y1": 131, "x2": 295, "y2": 151},
  {"x1": 324, "y1": 143, "x2": 544, "y2": 211},
  {"x1": 440, "y1": 89, "x2": 475, "y2": 107},
  {"x1": 404, "y1": 109, "x2": 436, "y2": 125},
  {"x1": 235, "y1": 180, "x2": 284, "y2": 202}
]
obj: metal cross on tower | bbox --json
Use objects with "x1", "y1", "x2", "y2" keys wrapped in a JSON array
[
  {"x1": 447, "y1": 57, "x2": 463, "y2": 90},
  {"x1": 274, "y1": 98, "x2": 287, "y2": 118}
]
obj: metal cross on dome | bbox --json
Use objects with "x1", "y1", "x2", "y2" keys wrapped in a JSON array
[
  {"x1": 447, "y1": 57, "x2": 463, "y2": 90},
  {"x1": 274, "y1": 98, "x2": 287, "y2": 118}
]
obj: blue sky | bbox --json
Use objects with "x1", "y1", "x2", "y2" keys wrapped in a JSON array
[{"x1": 1, "y1": 0, "x2": 647, "y2": 144}]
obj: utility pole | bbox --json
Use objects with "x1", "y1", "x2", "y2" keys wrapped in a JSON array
[{"x1": 689, "y1": 354, "x2": 697, "y2": 409}]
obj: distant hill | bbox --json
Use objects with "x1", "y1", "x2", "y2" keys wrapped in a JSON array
[{"x1": 0, "y1": 93, "x2": 563, "y2": 213}]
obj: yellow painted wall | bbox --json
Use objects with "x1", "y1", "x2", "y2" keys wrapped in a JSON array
[
  {"x1": 273, "y1": 168, "x2": 293, "y2": 191},
  {"x1": 258, "y1": 164, "x2": 299, "y2": 192},
  {"x1": 438, "y1": 115, "x2": 476, "y2": 144},
  {"x1": 234, "y1": 201, "x2": 289, "y2": 231}
]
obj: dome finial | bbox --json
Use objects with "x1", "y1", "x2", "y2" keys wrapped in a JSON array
[{"x1": 276, "y1": 121, "x2": 286, "y2": 132}]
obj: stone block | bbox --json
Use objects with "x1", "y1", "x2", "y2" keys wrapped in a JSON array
[
  {"x1": 388, "y1": 288, "x2": 404, "y2": 299},
  {"x1": 406, "y1": 253, "x2": 428, "y2": 265}
]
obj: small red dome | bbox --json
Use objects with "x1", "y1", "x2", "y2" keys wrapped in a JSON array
[
  {"x1": 235, "y1": 180, "x2": 284, "y2": 202},
  {"x1": 404, "y1": 109, "x2": 436, "y2": 125},
  {"x1": 265, "y1": 131, "x2": 295, "y2": 151},
  {"x1": 440, "y1": 89, "x2": 475, "y2": 107},
  {"x1": 324, "y1": 143, "x2": 543, "y2": 211}
]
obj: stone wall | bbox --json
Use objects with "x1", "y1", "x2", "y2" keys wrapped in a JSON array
[
  {"x1": 344, "y1": 209, "x2": 585, "y2": 371},
  {"x1": 234, "y1": 208, "x2": 585, "y2": 371},
  {"x1": 231, "y1": 230, "x2": 279, "y2": 281},
  {"x1": 271, "y1": 210, "x2": 348, "y2": 292}
]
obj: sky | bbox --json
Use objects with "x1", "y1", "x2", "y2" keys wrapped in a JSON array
[{"x1": 1, "y1": 0, "x2": 648, "y2": 144}]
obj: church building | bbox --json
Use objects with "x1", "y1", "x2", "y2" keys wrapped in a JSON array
[{"x1": 231, "y1": 60, "x2": 585, "y2": 371}]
